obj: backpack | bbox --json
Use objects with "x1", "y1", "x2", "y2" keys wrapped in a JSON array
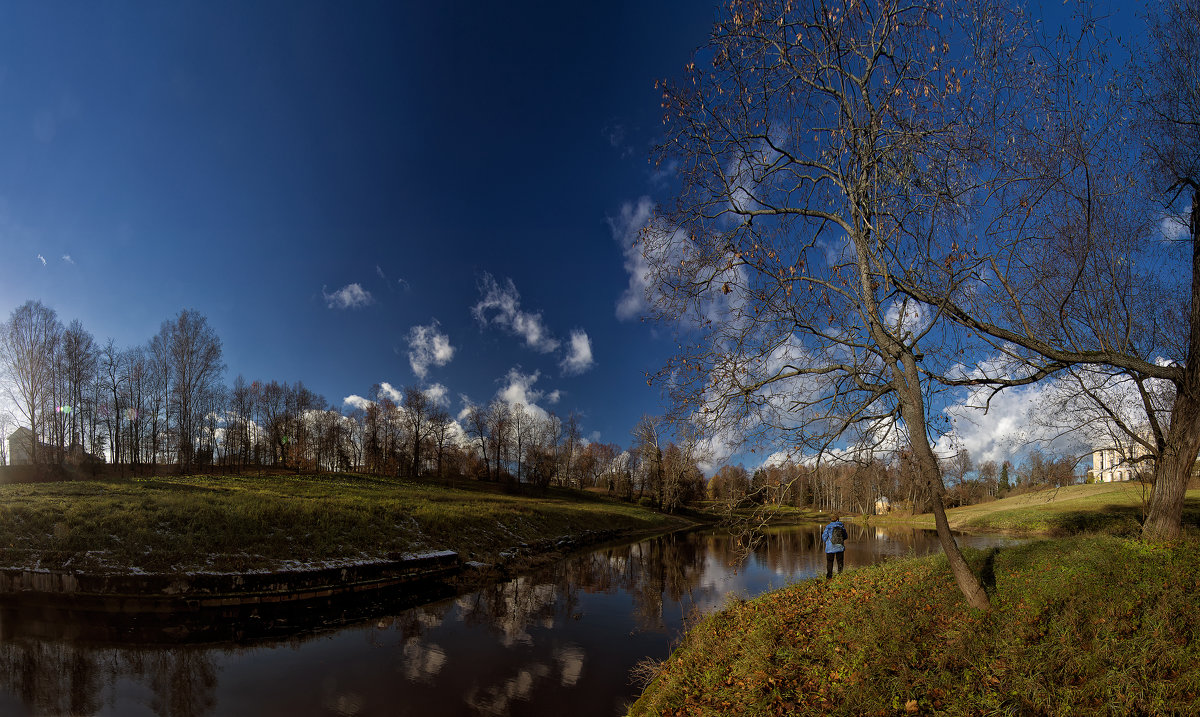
[{"x1": 831, "y1": 524, "x2": 847, "y2": 546}]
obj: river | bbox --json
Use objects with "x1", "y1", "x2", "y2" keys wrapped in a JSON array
[{"x1": 0, "y1": 523, "x2": 1016, "y2": 716}]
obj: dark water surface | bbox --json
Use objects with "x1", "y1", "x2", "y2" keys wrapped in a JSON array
[{"x1": 0, "y1": 524, "x2": 1015, "y2": 716}]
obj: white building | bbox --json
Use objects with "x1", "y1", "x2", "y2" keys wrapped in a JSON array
[
  {"x1": 6, "y1": 427, "x2": 34, "y2": 466},
  {"x1": 1091, "y1": 435, "x2": 1152, "y2": 483}
]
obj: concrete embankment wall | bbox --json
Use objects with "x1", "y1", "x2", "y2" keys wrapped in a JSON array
[
  {"x1": 0, "y1": 550, "x2": 461, "y2": 611},
  {"x1": 0, "y1": 527, "x2": 636, "y2": 612}
]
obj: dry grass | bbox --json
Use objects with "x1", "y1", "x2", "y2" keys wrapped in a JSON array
[
  {"x1": 0, "y1": 473, "x2": 688, "y2": 573},
  {"x1": 891, "y1": 482, "x2": 1200, "y2": 535},
  {"x1": 629, "y1": 536, "x2": 1200, "y2": 716}
]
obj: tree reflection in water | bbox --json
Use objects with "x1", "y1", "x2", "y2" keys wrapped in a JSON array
[
  {"x1": 0, "y1": 641, "x2": 217, "y2": 717},
  {"x1": 0, "y1": 525, "x2": 1013, "y2": 716}
]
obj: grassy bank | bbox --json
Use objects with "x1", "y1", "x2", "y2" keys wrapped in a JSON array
[
  {"x1": 0, "y1": 473, "x2": 690, "y2": 574},
  {"x1": 630, "y1": 536, "x2": 1200, "y2": 715},
  {"x1": 889, "y1": 482, "x2": 1200, "y2": 536}
]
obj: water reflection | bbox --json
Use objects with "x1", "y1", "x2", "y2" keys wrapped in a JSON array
[{"x1": 0, "y1": 524, "x2": 1012, "y2": 716}]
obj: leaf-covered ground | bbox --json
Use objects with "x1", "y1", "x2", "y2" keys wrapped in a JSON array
[{"x1": 629, "y1": 535, "x2": 1200, "y2": 716}]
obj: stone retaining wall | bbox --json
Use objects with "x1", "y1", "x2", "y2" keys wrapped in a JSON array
[{"x1": 0, "y1": 550, "x2": 461, "y2": 611}]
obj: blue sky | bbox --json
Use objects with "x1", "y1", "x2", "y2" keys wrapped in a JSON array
[
  {"x1": 0, "y1": 1, "x2": 1159, "y2": 473},
  {"x1": 0, "y1": 2, "x2": 717, "y2": 449}
]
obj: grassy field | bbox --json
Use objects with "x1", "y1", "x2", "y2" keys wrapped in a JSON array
[
  {"x1": 629, "y1": 535, "x2": 1200, "y2": 716},
  {"x1": 894, "y1": 482, "x2": 1200, "y2": 536},
  {"x1": 0, "y1": 473, "x2": 690, "y2": 574}
]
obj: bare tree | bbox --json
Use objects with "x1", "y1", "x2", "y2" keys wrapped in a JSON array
[
  {"x1": 156, "y1": 310, "x2": 224, "y2": 472},
  {"x1": 402, "y1": 385, "x2": 429, "y2": 478},
  {"x1": 0, "y1": 301, "x2": 62, "y2": 464},
  {"x1": 563, "y1": 412, "x2": 582, "y2": 489},
  {"x1": 99, "y1": 339, "x2": 127, "y2": 467},
  {"x1": 646, "y1": 0, "x2": 996, "y2": 606},
  {"x1": 465, "y1": 404, "x2": 492, "y2": 481},
  {"x1": 428, "y1": 405, "x2": 453, "y2": 479},
  {"x1": 631, "y1": 415, "x2": 664, "y2": 509},
  {"x1": 487, "y1": 400, "x2": 512, "y2": 484},
  {"x1": 0, "y1": 410, "x2": 12, "y2": 465},
  {"x1": 511, "y1": 402, "x2": 530, "y2": 482},
  {"x1": 892, "y1": 1, "x2": 1200, "y2": 542}
]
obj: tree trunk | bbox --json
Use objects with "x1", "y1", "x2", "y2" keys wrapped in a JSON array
[
  {"x1": 1144, "y1": 189, "x2": 1200, "y2": 542},
  {"x1": 896, "y1": 353, "x2": 991, "y2": 610}
]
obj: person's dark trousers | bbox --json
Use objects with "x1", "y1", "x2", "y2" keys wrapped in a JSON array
[{"x1": 825, "y1": 551, "x2": 844, "y2": 579}]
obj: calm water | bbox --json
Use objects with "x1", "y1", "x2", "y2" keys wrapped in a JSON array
[{"x1": 0, "y1": 524, "x2": 1015, "y2": 716}]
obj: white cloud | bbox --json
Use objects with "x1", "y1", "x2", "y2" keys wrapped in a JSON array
[
  {"x1": 546, "y1": 390, "x2": 561, "y2": 405},
  {"x1": 342, "y1": 394, "x2": 373, "y2": 412},
  {"x1": 609, "y1": 197, "x2": 655, "y2": 320},
  {"x1": 35, "y1": 254, "x2": 45, "y2": 266},
  {"x1": 456, "y1": 398, "x2": 475, "y2": 422},
  {"x1": 603, "y1": 122, "x2": 626, "y2": 149},
  {"x1": 424, "y1": 382, "x2": 450, "y2": 407},
  {"x1": 496, "y1": 368, "x2": 551, "y2": 422},
  {"x1": 472, "y1": 273, "x2": 560, "y2": 353},
  {"x1": 377, "y1": 382, "x2": 403, "y2": 404},
  {"x1": 376, "y1": 264, "x2": 385, "y2": 279},
  {"x1": 407, "y1": 320, "x2": 455, "y2": 379},
  {"x1": 1160, "y1": 215, "x2": 1190, "y2": 242},
  {"x1": 883, "y1": 299, "x2": 931, "y2": 337},
  {"x1": 323, "y1": 283, "x2": 373, "y2": 310},
  {"x1": 649, "y1": 159, "x2": 678, "y2": 187},
  {"x1": 560, "y1": 330, "x2": 595, "y2": 375},
  {"x1": 933, "y1": 357, "x2": 1105, "y2": 465},
  {"x1": 61, "y1": 254, "x2": 74, "y2": 264}
]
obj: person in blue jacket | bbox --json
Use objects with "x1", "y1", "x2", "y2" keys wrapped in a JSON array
[{"x1": 821, "y1": 514, "x2": 847, "y2": 579}]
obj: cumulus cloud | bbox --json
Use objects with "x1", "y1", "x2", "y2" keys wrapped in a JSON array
[
  {"x1": 496, "y1": 368, "x2": 551, "y2": 421},
  {"x1": 560, "y1": 330, "x2": 595, "y2": 375},
  {"x1": 472, "y1": 273, "x2": 560, "y2": 353},
  {"x1": 342, "y1": 394, "x2": 373, "y2": 412},
  {"x1": 61, "y1": 254, "x2": 74, "y2": 264},
  {"x1": 323, "y1": 283, "x2": 373, "y2": 310},
  {"x1": 377, "y1": 382, "x2": 403, "y2": 403},
  {"x1": 36, "y1": 254, "x2": 45, "y2": 266},
  {"x1": 406, "y1": 320, "x2": 455, "y2": 379},
  {"x1": 933, "y1": 357, "x2": 1103, "y2": 465},
  {"x1": 424, "y1": 382, "x2": 450, "y2": 407},
  {"x1": 609, "y1": 197, "x2": 655, "y2": 320}
]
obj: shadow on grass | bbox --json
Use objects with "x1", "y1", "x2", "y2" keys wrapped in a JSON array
[
  {"x1": 980, "y1": 547, "x2": 999, "y2": 594},
  {"x1": 1045, "y1": 496, "x2": 1200, "y2": 536}
]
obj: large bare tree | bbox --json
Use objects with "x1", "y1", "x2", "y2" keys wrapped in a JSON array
[
  {"x1": 155, "y1": 310, "x2": 224, "y2": 472},
  {"x1": 645, "y1": 0, "x2": 1008, "y2": 607},
  {"x1": 0, "y1": 300, "x2": 62, "y2": 465},
  {"x1": 894, "y1": 0, "x2": 1200, "y2": 541}
]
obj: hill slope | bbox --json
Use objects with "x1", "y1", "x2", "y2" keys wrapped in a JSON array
[{"x1": 906, "y1": 482, "x2": 1200, "y2": 535}]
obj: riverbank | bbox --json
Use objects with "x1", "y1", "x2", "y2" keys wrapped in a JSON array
[
  {"x1": 0, "y1": 473, "x2": 693, "y2": 578},
  {"x1": 629, "y1": 535, "x2": 1200, "y2": 715}
]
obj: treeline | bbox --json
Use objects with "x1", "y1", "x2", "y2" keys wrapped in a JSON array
[
  {"x1": 0, "y1": 300, "x2": 223, "y2": 471},
  {"x1": 708, "y1": 447, "x2": 1082, "y2": 516},
  {"x1": 0, "y1": 300, "x2": 706, "y2": 511}
]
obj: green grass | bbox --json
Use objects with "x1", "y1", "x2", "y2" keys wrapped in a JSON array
[
  {"x1": 892, "y1": 482, "x2": 1200, "y2": 536},
  {"x1": 629, "y1": 535, "x2": 1200, "y2": 716},
  {"x1": 0, "y1": 473, "x2": 688, "y2": 573}
]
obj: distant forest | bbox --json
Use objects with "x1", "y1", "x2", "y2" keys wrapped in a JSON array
[{"x1": 1, "y1": 299, "x2": 1080, "y2": 515}]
